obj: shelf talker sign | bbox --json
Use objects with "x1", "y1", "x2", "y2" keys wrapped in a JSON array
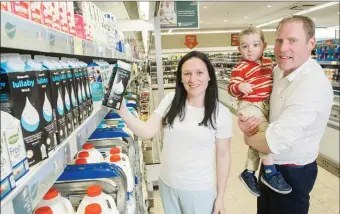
[
  {"x1": 184, "y1": 35, "x2": 198, "y2": 49},
  {"x1": 231, "y1": 33, "x2": 239, "y2": 46},
  {"x1": 159, "y1": 1, "x2": 199, "y2": 29}
]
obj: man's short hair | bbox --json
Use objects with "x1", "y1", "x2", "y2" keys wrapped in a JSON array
[
  {"x1": 276, "y1": 15, "x2": 315, "y2": 41},
  {"x1": 238, "y1": 26, "x2": 265, "y2": 44}
]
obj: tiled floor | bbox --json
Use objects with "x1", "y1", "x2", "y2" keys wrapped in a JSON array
[{"x1": 149, "y1": 114, "x2": 340, "y2": 214}]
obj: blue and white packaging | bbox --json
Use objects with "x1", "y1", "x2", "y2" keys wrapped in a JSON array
[{"x1": 1, "y1": 54, "x2": 48, "y2": 166}]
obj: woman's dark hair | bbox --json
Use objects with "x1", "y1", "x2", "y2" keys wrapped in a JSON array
[{"x1": 162, "y1": 51, "x2": 219, "y2": 129}]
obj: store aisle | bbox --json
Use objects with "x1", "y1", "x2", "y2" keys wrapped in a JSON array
[{"x1": 149, "y1": 113, "x2": 340, "y2": 214}]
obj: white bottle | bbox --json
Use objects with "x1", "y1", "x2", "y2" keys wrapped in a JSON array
[
  {"x1": 74, "y1": 152, "x2": 97, "y2": 164},
  {"x1": 78, "y1": 144, "x2": 104, "y2": 162},
  {"x1": 106, "y1": 154, "x2": 134, "y2": 193},
  {"x1": 76, "y1": 185, "x2": 118, "y2": 214},
  {"x1": 35, "y1": 188, "x2": 74, "y2": 214}
]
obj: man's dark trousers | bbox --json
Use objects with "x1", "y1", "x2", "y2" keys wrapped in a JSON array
[{"x1": 257, "y1": 161, "x2": 318, "y2": 214}]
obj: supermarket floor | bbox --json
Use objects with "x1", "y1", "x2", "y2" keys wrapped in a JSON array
[{"x1": 149, "y1": 113, "x2": 340, "y2": 214}]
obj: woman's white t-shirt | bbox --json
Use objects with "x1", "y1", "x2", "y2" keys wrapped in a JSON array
[{"x1": 154, "y1": 92, "x2": 232, "y2": 191}]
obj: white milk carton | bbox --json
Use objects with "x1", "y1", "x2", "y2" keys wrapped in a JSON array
[{"x1": 0, "y1": 130, "x2": 16, "y2": 199}]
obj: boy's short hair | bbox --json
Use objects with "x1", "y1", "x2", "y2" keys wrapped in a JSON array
[
  {"x1": 276, "y1": 15, "x2": 315, "y2": 41},
  {"x1": 238, "y1": 26, "x2": 265, "y2": 44}
]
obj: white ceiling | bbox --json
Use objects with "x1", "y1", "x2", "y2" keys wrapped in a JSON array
[
  {"x1": 93, "y1": 2, "x2": 130, "y2": 19},
  {"x1": 175, "y1": 1, "x2": 339, "y2": 31}
]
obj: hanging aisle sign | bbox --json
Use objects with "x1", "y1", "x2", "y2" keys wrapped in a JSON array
[{"x1": 159, "y1": 1, "x2": 199, "y2": 29}]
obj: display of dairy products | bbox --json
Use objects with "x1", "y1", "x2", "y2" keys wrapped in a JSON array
[
  {"x1": 79, "y1": 61, "x2": 93, "y2": 115},
  {"x1": 104, "y1": 61, "x2": 131, "y2": 110},
  {"x1": 59, "y1": 60, "x2": 75, "y2": 135},
  {"x1": 35, "y1": 187, "x2": 74, "y2": 214},
  {"x1": 76, "y1": 185, "x2": 119, "y2": 214},
  {"x1": 26, "y1": 57, "x2": 57, "y2": 153},
  {"x1": 87, "y1": 61, "x2": 104, "y2": 102},
  {"x1": 73, "y1": 61, "x2": 86, "y2": 123},
  {"x1": 62, "y1": 58, "x2": 80, "y2": 129},
  {"x1": 78, "y1": 143, "x2": 104, "y2": 163},
  {"x1": 0, "y1": 130, "x2": 16, "y2": 199},
  {"x1": 106, "y1": 154, "x2": 134, "y2": 192},
  {"x1": 38, "y1": 56, "x2": 68, "y2": 144},
  {"x1": 0, "y1": 54, "x2": 48, "y2": 166},
  {"x1": 1, "y1": 111, "x2": 29, "y2": 181}
]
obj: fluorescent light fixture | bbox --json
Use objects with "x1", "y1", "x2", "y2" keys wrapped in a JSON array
[
  {"x1": 244, "y1": 16, "x2": 248, "y2": 19},
  {"x1": 168, "y1": 29, "x2": 173, "y2": 33},
  {"x1": 327, "y1": 25, "x2": 339, "y2": 30},
  {"x1": 257, "y1": 2, "x2": 339, "y2": 28},
  {"x1": 204, "y1": 6, "x2": 207, "y2": 9},
  {"x1": 224, "y1": 20, "x2": 228, "y2": 22},
  {"x1": 139, "y1": 2, "x2": 150, "y2": 21},
  {"x1": 267, "y1": 5, "x2": 272, "y2": 8},
  {"x1": 200, "y1": 21, "x2": 203, "y2": 23},
  {"x1": 160, "y1": 28, "x2": 276, "y2": 35}
]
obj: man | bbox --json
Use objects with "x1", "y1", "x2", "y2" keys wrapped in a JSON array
[{"x1": 237, "y1": 15, "x2": 333, "y2": 214}]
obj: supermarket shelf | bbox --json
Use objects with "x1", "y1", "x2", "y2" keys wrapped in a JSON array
[
  {"x1": 1, "y1": 102, "x2": 110, "y2": 214},
  {"x1": 318, "y1": 61, "x2": 340, "y2": 65},
  {"x1": 151, "y1": 71, "x2": 177, "y2": 74},
  {"x1": 1, "y1": 11, "x2": 138, "y2": 62},
  {"x1": 332, "y1": 82, "x2": 340, "y2": 88},
  {"x1": 151, "y1": 83, "x2": 176, "y2": 89}
]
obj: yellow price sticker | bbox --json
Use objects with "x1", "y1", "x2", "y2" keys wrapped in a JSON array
[{"x1": 74, "y1": 37, "x2": 83, "y2": 55}]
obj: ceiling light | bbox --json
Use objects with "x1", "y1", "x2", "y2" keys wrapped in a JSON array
[
  {"x1": 204, "y1": 6, "x2": 207, "y2": 9},
  {"x1": 337, "y1": 12, "x2": 340, "y2": 14},
  {"x1": 244, "y1": 16, "x2": 248, "y2": 19},
  {"x1": 312, "y1": 18, "x2": 317, "y2": 21},
  {"x1": 200, "y1": 21, "x2": 203, "y2": 23},
  {"x1": 267, "y1": 5, "x2": 272, "y2": 8},
  {"x1": 257, "y1": 2, "x2": 339, "y2": 28},
  {"x1": 138, "y1": 2, "x2": 150, "y2": 21},
  {"x1": 224, "y1": 20, "x2": 228, "y2": 22},
  {"x1": 168, "y1": 29, "x2": 173, "y2": 33}
]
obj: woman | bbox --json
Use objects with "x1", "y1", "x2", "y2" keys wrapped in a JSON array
[{"x1": 118, "y1": 51, "x2": 232, "y2": 214}]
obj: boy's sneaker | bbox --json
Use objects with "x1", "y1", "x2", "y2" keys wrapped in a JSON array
[
  {"x1": 260, "y1": 172, "x2": 292, "y2": 194},
  {"x1": 239, "y1": 170, "x2": 261, "y2": 197}
]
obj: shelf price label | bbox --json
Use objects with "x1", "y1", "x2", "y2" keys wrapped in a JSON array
[{"x1": 74, "y1": 37, "x2": 83, "y2": 55}]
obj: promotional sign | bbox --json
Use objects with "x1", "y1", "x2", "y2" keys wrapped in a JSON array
[
  {"x1": 184, "y1": 35, "x2": 198, "y2": 49},
  {"x1": 231, "y1": 33, "x2": 239, "y2": 46},
  {"x1": 159, "y1": 1, "x2": 199, "y2": 29}
]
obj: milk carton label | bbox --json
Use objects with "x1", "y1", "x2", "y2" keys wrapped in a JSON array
[
  {"x1": 72, "y1": 68, "x2": 85, "y2": 123},
  {"x1": 41, "y1": 2, "x2": 53, "y2": 28},
  {"x1": 1, "y1": 131, "x2": 16, "y2": 199},
  {"x1": 105, "y1": 61, "x2": 131, "y2": 110},
  {"x1": 82, "y1": 68, "x2": 93, "y2": 115},
  {"x1": 11, "y1": 2, "x2": 30, "y2": 20},
  {"x1": 36, "y1": 70, "x2": 57, "y2": 152},
  {"x1": 102, "y1": 64, "x2": 117, "y2": 106},
  {"x1": 30, "y1": 2, "x2": 42, "y2": 24},
  {"x1": 60, "y1": 69, "x2": 74, "y2": 135},
  {"x1": 1, "y1": 71, "x2": 48, "y2": 166},
  {"x1": 67, "y1": 68, "x2": 80, "y2": 128},
  {"x1": 87, "y1": 64, "x2": 104, "y2": 102},
  {"x1": 49, "y1": 70, "x2": 68, "y2": 144}
]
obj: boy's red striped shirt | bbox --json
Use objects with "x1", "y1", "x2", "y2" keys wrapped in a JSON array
[{"x1": 227, "y1": 57, "x2": 273, "y2": 102}]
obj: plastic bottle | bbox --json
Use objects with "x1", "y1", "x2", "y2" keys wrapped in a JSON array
[
  {"x1": 35, "y1": 188, "x2": 74, "y2": 214},
  {"x1": 76, "y1": 185, "x2": 118, "y2": 214},
  {"x1": 106, "y1": 154, "x2": 134, "y2": 192},
  {"x1": 78, "y1": 143, "x2": 104, "y2": 162}
]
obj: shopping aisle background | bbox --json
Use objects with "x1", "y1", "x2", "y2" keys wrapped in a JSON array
[{"x1": 149, "y1": 113, "x2": 340, "y2": 214}]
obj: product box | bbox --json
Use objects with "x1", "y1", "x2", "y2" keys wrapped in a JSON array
[
  {"x1": 80, "y1": 62, "x2": 93, "y2": 115},
  {"x1": 59, "y1": 2, "x2": 69, "y2": 34},
  {"x1": 1, "y1": 2, "x2": 12, "y2": 12},
  {"x1": 0, "y1": 57, "x2": 49, "y2": 166},
  {"x1": 102, "y1": 64, "x2": 117, "y2": 106},
  {"x1": 72, "y1": 64, "x2": 86, "y2": 123},
  {"x1": 0, "y1": 130, "x2": 16, "y2": 200},
  {"x1": 78, "y1": 65, "x2": 89, "y2": 119},
  {"x1": 51, "y1": 2, "x2": 61, "y2": 31},
  {"x1": 11, "y1": 2, "x2": 30, "y2": 20},
  {"x1": 59, "y1": 65, "x2": 74, "y2": 135},
  {"x1": 87, "y1": 62, "x2": 104, "y2": 102},
  {"x1": 41, "y1": 2, "x2": 53, "y2": 28},
  {"x1": 66, "y1": 2, "x2": 76, "y2": 36},
  {"x1": 30, "y1": 2, "x2": 42, "y2": 24},
  {"x1": 64, "y1": 61, "x2": 80, "y2": 129},
  {"x1": 75, "y1": 14, "x2": 85, "y2": 39},
  {"x1": 31, "y1": 61, "x2": 57, "y2": 153},
  {"x1": 104, "y1": 61, "x2": 131, "y2": 110},
  {"x1": 1, "y1": 111, "x2": 29, "y2": 181}
]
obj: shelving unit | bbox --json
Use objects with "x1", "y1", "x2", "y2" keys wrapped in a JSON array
[{"x1": 1, "y1": 103, "x2": 110, "y2": 214}]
